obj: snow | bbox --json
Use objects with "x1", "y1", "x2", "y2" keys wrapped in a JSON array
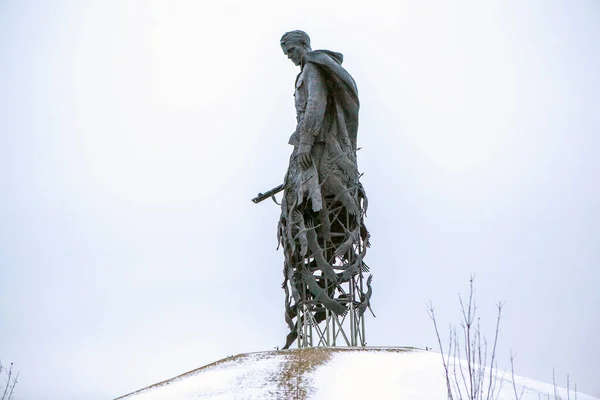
[
  {"x1": 118, "y1": 352, "x2": 287, "y2": 399},
  {"x1": 312, "y1": 349, "x2": 446, "y2": 399},
  {"x1": 311, "y1": 348, "x2": 598, "y2": 400},
  {"x1": 116, "y1": 348, "x2": 599, "y2": 400}
]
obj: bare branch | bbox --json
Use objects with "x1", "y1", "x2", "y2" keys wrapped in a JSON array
[
  {"x1": 427, "y1": 301, "x2": 453, "y2": 400},
  {"x1": 510, "y1": 350, "x2": 525, "y2": 400},
  {"x1": 0, "y1": 361, "x2": 19, "y2": 400},
  {"x1": 492, "y1": 368, "x2": 507, "y2": 400},
  {"x1": 451, "y1": 328, "x2": 463, "y2": 400},
  {"x1": 1, "y1": 363, "x2": 13, "y2": 400},
  {"x1": 7, "y1": 371, "x2": 18, "y2": 400},
  {"x1": 553, "y1": 368, "x2": 560, "y2": 400},
  {"x1": 486, "y1": 301, "x2": 503, "y2": 400},
  {"x1": 429, "y1": 276, "x2": 511, "y2": 400}
]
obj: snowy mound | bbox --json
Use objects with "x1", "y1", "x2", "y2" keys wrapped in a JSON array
[{"x1": 115, "y1": 347, "x2": 598, "y2": 400}]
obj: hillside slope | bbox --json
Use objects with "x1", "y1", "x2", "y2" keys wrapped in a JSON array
[{"x1": 116, "y1": 347, "x2": 598, "y2": 400}]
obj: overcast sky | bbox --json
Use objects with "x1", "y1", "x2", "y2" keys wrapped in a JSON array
[{"x1": 1, "y1": 0, "x2": 599, "y2": 399}]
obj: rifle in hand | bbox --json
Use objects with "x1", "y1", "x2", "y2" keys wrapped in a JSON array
[{"x1": 251, "y1": 183, "x2": 285, "y2": 204}]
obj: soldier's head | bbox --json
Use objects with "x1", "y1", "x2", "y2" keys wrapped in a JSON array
[{"x1": 280, "y1": 30, "x2": 311, "y2": 66}]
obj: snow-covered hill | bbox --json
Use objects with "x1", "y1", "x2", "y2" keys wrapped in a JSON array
[{"x1": 115, "y1": 347, "x2": 598, "y2": 400}]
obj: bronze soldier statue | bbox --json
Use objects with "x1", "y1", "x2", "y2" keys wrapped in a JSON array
[{"x1": 277, "y1": 31, "x2": 373, "y2": 349}]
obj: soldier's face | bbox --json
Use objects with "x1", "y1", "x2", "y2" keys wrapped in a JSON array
[{"x1": 282, "y1": 43, "x2": 306, "y2": 66}]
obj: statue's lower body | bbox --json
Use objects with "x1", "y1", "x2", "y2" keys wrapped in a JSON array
[{"x1": 278, "y1": 146, "x2": 373, "y2": 349}]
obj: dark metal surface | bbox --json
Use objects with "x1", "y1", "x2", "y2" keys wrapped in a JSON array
[
  {"x1": 251, "y1": 184, "x2": 285, "y2": 204},
  {"x1": 255, "y1": 31, "x2": 374, "y2": 349}
]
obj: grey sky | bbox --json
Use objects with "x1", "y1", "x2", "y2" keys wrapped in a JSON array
[{"x1": 1, "y1": 0, "x2": 599, "y2": 399}]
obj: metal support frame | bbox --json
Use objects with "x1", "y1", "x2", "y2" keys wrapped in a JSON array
[{"x1": 293, "y1": 196, "x2": 369, "y2": 349}]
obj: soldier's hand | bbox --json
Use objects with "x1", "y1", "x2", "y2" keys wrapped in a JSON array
[{"x1": 298, "y1": 151, "x2": 312, "y2": 170}]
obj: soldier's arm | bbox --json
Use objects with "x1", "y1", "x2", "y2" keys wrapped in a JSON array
[{"x1": 298, "y1": 62, "x2": 328, "y2": 157}]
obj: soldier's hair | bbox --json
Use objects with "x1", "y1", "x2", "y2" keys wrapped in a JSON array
[{"x1": 280, "y1": 30, "x2": 311, "y2": 50}]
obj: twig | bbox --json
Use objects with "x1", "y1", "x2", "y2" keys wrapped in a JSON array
[
  {"x1": 486, "y1": 302, "x2": 503, "y2": 400},
  {"x1": 459, "y1": 279, "x2": 475, "y2": 399},
  {"x1": 7, "y1": 371, "x2": 18, "y2": 400},
  {"x1": 452, "y1": 328, "x2": 463, "y2": 400},
  {"x1": 553, "y1": 368, "x2": 560, "y2": 400},
  {"x1": 427, "y1": 302, "x2": 454, "y2": 400},
  {"x1": 510, "y1": 350, "x2": 525, "y2": 400}
]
